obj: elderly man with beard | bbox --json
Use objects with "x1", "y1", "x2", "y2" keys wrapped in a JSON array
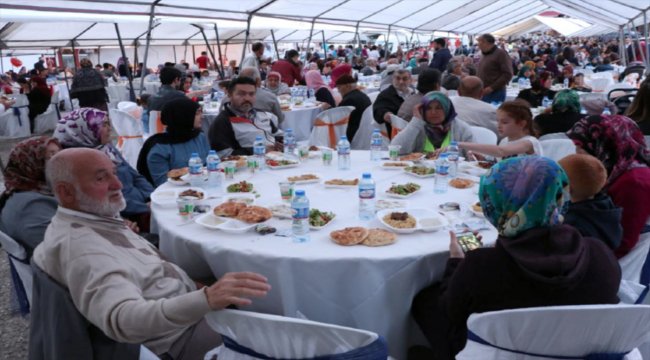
[
  {"x1": 209, "y1": 76, "x2": 282, "y2": 156},
  {"x1": 33, "y1": 148, "x2": 271, "y2": 359},
  {"x1": 372, "y1": 69, "x2": 414, "y2": 138}
]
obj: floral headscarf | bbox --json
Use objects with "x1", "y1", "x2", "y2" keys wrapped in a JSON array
[
  {"x1": 0, "y1": 136, "x2": 60, "y2": 210},
  {"x1": 567, "y1": 115, "x2": 650, "y2": 188},
  {"x1": 420, "y1": 91, "x2": 457, "y2": 149},
  {"x1": 54, "y1": 108, "x2": 121, "y2": 163},
  {"x1": 479, "y1": 156, "x2": 569, "y2": 237},
  {"x1": 552, "y1": 89, "x2": 581, "y2": 114}
]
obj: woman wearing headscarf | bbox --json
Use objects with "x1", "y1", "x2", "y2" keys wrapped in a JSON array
[
  {"x1": 70, "y1": 58, "x2": 109, "y2": 111},
  {"x1": 516, "y1": 71, "x2": 556, "y2": 108},
  {"x1": 555, "y1": 64, "x2": 574, "y2": 87},
  {"x1": 270, "y1": 49, "x2": 303, "y2": 87},
  {"x1": 0, "y1": 136, "x2": 61, "y2": 257},
  {"x1": 264, "y1": 71, "x2": 290, "y2": 95},
  {"x1": 25, "y1": 76, "x2": 52, "y2": 133},
  {"x1": 305, "y1": 70, "x2": 335, "y2": 109},
  {"x1": 138, "y1": 97, "x2": 210, "y2": 187},
  {"x1": 567, "y1": 115, "x2": 650, "y2": 258},
  {"x1": 626, "y1": 77, "x2": 650, "y2": 135},
  {"x1": 390, "y1": 91, "x2": 473, "y2": 155},
  {"x1": 533, "y1": 89, "x2": 583, "y2": 136},
  {"x1": 329, "y1": 63, "x2": 352, "y2": 88},
  {"x1": 55, "y1": 108, "x2": 154, "y2": 231},
  {"x1": 511, "y1": 65, "x2": 533, "y2": 84},
  {"x1": 410, "y1": 156, "x2": 621, "y2": 360}
]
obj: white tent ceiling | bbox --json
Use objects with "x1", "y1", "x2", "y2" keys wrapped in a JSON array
[{"x1": 0, "y1": 0, "x2": 649, "y2": 49}]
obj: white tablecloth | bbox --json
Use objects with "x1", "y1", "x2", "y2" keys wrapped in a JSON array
[
  {"x1": 151, "y1": 151, "x2": 497, "y2": 358},
  {"x1": 280, "y1": 105, "x2": 322, "y2": 141}
]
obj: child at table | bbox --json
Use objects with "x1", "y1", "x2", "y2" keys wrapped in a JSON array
[
  {"x1": 458, "y1": 99, "x2": 542, "y2": 159},
  {"x1": 558, "y1": 154, "x2": 622, "y2": 250}
]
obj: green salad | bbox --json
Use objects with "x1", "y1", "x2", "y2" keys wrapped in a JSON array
[
  {"x1": 405, "y1": 166, "x2": 435, "y2": 175},
  {"x1": 387, "y1": 182, "x2": 421, "y2": 195},
  {"x1": 309, "y1": 209, "x2": 335, "y2": 227}
]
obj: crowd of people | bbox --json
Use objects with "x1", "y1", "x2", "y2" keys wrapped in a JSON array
[{"x1": 1, "y1": 30, "x2": 649, "y2": 359}]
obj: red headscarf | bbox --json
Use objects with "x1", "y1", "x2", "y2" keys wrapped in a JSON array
[{"x1": 330, "y1": 64, "x2": 352, "y2": 88}]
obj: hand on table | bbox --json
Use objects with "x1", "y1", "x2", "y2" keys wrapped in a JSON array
[
  {"x1": 467, "y1": 151, "x2": 486, "y2": 162},
  {"x1": 204, "y1": 272, "x2": 271, "y2": 310}
]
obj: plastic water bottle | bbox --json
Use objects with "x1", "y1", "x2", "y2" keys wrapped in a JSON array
[
  {"x1": 337, "y1": 136, "x2": 351, "y2": 170},
  {"x1": 602, "y1": 107, "x2": 611, "y2": 116},
  {"x1": 308, "y1": 88, "x2": 315, "y2": 99},
  {"x1": 284, "y1": 128, "x2": 296, "y2": 157},
  {"x1": 446, "y1": 141, "x2": 460, "y2": 178},
  {"x1": 206, "y1": 150, "x2": 222, "y2": 192},
  {"x1": 291, "y1": 190, "x2": 310, "y2": 243},
  {"x1": 525, "y1": 78, "x2": 531, "y2": 88},
  {"x1": 358, "y1": 173, "x2": 376, "y2": 220},
  {"x1": 542, "y1": 96, "x2": 551, "y2": 108},
  {"x1": 434, "y1": 154, "x2": 449, "y2": 194},
  {"x1": 188, "y1": 152, "x2": 204, "y2": 187},
  {"x1": 563, "y1": 78, "x2": 569, "y2": 89},
  {"x1": 253, "y1": 135, "x2": 266, "y2": 170},
  {"x1": 370, "y1": 129, "x2": 382, "y2": 161},
  {"x1": 518, "y1": 77, "x2": 526, "y2": 88}
]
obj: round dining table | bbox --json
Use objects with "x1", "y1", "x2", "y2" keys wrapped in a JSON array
[
  {"x1": 151, "y1": 151, "x2": 496, "y2": 358},
  {"x1": 279, "y1": 103, "x2": 322, "y2": 141}
]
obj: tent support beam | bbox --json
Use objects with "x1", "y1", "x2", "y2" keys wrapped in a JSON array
[
  {"x1": 385, "y1": 25, "x2": 391, "y2": 60},
  {"x1": 321, "y1": 30, "x2": 326, "y2": 56},
  {"x1": 307, "y1": 20, "x2": 315, "y2": 56},
  {"x1": 628, "y1": 22, "x2": 637, "y2": 62},
  {"x1": 114, "y1": 23, "x2": 136, "y2": 102},
  {"x1": 240, "y1": 15, "x2": 252, "y2": 69},
  {"x1": 139, "y1": 0, "x2": 159, "y2": 97},
  {"x1": 214, "y1": 24, "x2": 225, "y2": 79},
  {"x1": 193, "y1": 24, "x2": 219, "y2": 77},
  {"x1": 278, "y1": 30, "x2": 299, "y2": 42},
  {"x1": 620, "y1": 26, "x2": 627, "y2": 67},
  {"x1": 355, "y1": 22, "x2": 361, "y2": 50},
  {"x1": 270, "y1": 30, "x2": 279, "y2": 62},
  {"x1": 173, "y1": 45, "x2": 177, "y2": 63},
  {"x1": 645, "y1": 11, "x2": 649, "y2": 68}
]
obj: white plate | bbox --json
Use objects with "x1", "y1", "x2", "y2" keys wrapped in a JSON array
[
  {"x1": 376, "y1": 199, "x2": 408, "y2": 211},
  {"x1": 151, "y1": 189, "x2": 178, "y2": 207},
  {"x1": 376, "y1": 208, "x2": 418, "y2": 234},
  {"x1": 167, "y1": 178, "x2": 189, "y2": 186},
  {"x1": 267, "y1": 162, "x2": 300, "y2": 170},
  {"x1": 214, "y1": 219, "x2": 258, "y2": 234},
  {"x1": 469, "y1": 204, "x2": 485, "y2": 218},
  {"x1": 195, "y1": 213, "x2": 229, "y2": 230},
  {"x1": 222, "y1": 193, "x2": 256, "y2": 205},
  {"x1": 309, "y1": 211, "x2": 336, "y2": 230},
  {"x1": 385, "y1": 184, "x2": 421, "y2": 199},
  {"x1": 403, "y1": 167, "x2": 436, "y2": 178},
  {"x1": 323, "y1": 179, "x2": 359, "y2": 188},
  {"x1": 287, "y1": 174, "x2": 321, "y2": 184},
  {"x1": 381, "y1": 161, "x2": 413, "y2": 170},
  {"x1": 268, "y1": 204, "x2": 293, "y2": 219}
]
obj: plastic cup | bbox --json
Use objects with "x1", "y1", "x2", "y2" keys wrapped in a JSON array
[
  {"x1": 322, "y1": 149, "x2": 333, "y2": 166},
  {"x1": 247, "y1": 157, "x2": 258, "y2": 173},
  {"x1": 224, "y1": 161, "x2": 236, "y2": 180},
  {"x1": 298, "y1": 145, "x2": 309, "y2": 160},
  {"x1": 176, "y1": 197, "x2": 195, "y2": 220},
  {"x1": 388, "y1": 145, "x2": 401, "y2": 160},
  {"x1": 279, "y1": 182, "x2": 295, "y2": 203}
]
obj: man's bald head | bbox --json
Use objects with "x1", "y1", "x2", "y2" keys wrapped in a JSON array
[{"x1": 458, "y1": 76, "x2": 484, "y2": 99}]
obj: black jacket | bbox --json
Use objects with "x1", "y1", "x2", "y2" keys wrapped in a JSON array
[
  {"x1": 339, "y1": 89, "x2": 371, "y2": 143},
  {"x1": 564, "y1": 193, "x2": 623, "y2": 250},
  {"x1": 534, "y1": 111, "x2": 583, "y2": 136}
]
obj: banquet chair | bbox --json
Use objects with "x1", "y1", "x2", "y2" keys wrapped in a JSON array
[
  {"x1": 0, "y1": 98, "x2": 31, "y2": 138},
  {"x1": 367, "y1": 91, "x2": 381, "y2": 104},
  {"x1": 205, "y1": 309, "x2": 388, "y2": 360},
  {"x1": 148, "y1": 110, "x2": 164, "y2": 135},
  {"x1": 388, "y1": 114, "x2": 409, "y2": 139},
  {"x1": 309, "y1": 106, "x2": 354, "y2": 149},
  {"x1": 469, "y1": 126, "x2": 497, "y2": 145},
  {"x1": 456, "y1": 304, "x2": 650, "y2": 360},
  {"x1": 109, "y1": 108, "x2": 144, "y2": 169},
  {"x1": 538, "y1": 132, "x2": 568, "y2": 141},
  {"x1": 540, "y1": 139, "x2": 575, "y2": 161},
  {"x1": 351, "y1": 106, "x2": 376, "y2": 150},
  {"x1": 34, "y1": 90, "x2": 61, "y2": 134},
  {"x1": 29, "y1": 264, "x2": 153, "y2": 360},
  {"x1": 0, "y1": 229, "x2": 32, "y2": 313},
  {"x1": 619, "y1": 232, "x2": 650, "y2": 305}
]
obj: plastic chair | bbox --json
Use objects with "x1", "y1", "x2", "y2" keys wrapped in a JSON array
[
  {"x1": 205, "y1": 309, "x2": 388, "y2": 360},
  {"x1": 470, "y1": 126, "x2": 497, "y2": 145},
  {"x1": 109, "y1": 108, "x2": 144, "y2": 169},
  {"x1": 0, "y1": 95, "x2": 31, "y2": 138},
  {"x1": 351, "y1": 106, "x2": 376, "y2": 150},
  {"x1": 367, "y1": 91, "x2": 380, "y2": 104},
  {"x1": 619, "y1": 232, "x2": 650, "y2": 305},
  {"x1": 607, "y1": 88, "x2": 637, "y2": 115},
  {"x1": 457, "y1": 304, "x2": 650, "y2": 360},
  {"x1": 388, "y1": 114, "x2": 409, "y2": 139},
  {"x1": 0, "y1": 229, "x2": 32, "y2": 309},
  {"x1": 148, "y1": 110, "x2": 164, "y2": 135},
  {"x1": 538, "y1": 132, "x2": 568, "y2": 141},
  {"x1": 540, "y1": 139, "x2": 576, "y2": 162},
  {"x1": 308, "y1": 106, "x2": 354, "y2": 149},
  {"x1": 34, "y1": 94, "x2": 61, "y2": 134}
]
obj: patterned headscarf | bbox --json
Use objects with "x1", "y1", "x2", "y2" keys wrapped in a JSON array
[
  {"x1": 0, "y1": 136, "x2": 60, "y2": 210},
  {"x1": 552, "y1": 89, "x2": 581, "y2": 114},
  {"x1": 305, "y1": 70, "x2": 327, "y2": 91},
  {"x1": 567, "y1": 115, "x2": 650, "y2": 188},
  {"x1": 479, "y1": 156, "x2": 569, "y2": 237},
  {"x1": 515, "y1": 65, "x2": 530, "y2": 81},
  {"x1": 54, "y1": 108, "x2": 121, "y2": 163},
  {"x1": 420, "y1": 91, "x2": 457, "y2": 149}
]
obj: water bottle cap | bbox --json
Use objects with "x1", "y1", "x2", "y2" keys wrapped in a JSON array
[
  {"x1": 372, "y1": 129, "x2": 379, "y2": 133},
  {"x1": 450, "y1": 141, "x2": 458, "y2": 146},
  {"x1": 340, "y1": 136, "x2": 348, "y2": 140},
  {"x1": 286, "y1": 128, "x2": 292, "y2": 132},
  {"x1": 255, "y1": 135, "x2": 263, "y2": 140},
  {"x1": 191, "y1": 152, "x2": 198, "y2": 157},
  {"x1": 362, "y1": 173, "x2": 371, "y2": 179},
  {"x1": 208, "y1": 150, "x2": 216, "y2": 154},
  {"x1": 295, "y1": 190, "x2": 305, "y2": 196},
  {"x1": 439, "y1": 153, "x2": 449, "y2": 159}
]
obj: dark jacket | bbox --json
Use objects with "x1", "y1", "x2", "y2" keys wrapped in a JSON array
[
  {"x1": 534, "y1": 111, "x2": 583, "y2": 136},
  {"x1": 477, "y1": 45, "x2": 513, "y2": 92},
  {"x1": 412, "y1": 225, "x2": 621, "y2": 360},
  {"x1": 315, "y1": 87, "x2": 336, "y2": 109},
  {"x1": 517, "y1": 88, "x2": 557, "y2": 108},
  {"x1": 339, "y1": 89, "x2": 371, "y2": 142},
  {"x1": 564, "y1": 194, "x2": 623, "y2": 250},
  {"x1": 148, "y1": 85, "x2": 186, "y2": 112},
  {"x1": 429, "y1": 48, "x2": 452, "y2": 73},
  {"x1": 372, "y1": 85, "x2": 404, "y2": 137}
]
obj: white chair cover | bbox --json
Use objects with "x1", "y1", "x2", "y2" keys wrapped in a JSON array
[
  {"x1": 148, "y1": 110, "x2": 163, "y2": 135},
  {"x1": 308, "y1": 106, "x2": 354, "y2": 149},
  {"x1": 388, "y1": 114, "x2": 409, "y2": 138},
  {"x1": 351, "y1": 106, "x2": 376, "y2": 150},
  {"x1": 540, "y1": 139, "x2": 576, "y2": 162},
  {"x1": 139, "y1": 345, "x2": 160, "y2": 360},
  {"x1": 0, "y1": 230, "x2": 33, "y2": 305},
  {"x1": 34, "y1": 103, "x2": 59, "y2": 134},
  {"x1": 109, "y1": 108, "x2": 144, "y2": 169},
  {"x1": 470, "y1": 126, "x2": 497, "y2": 145},
  {"x1": 367, "y1": 92, "x2": 380, "y2": 104},
  {"x1": 118, "y1": 101, "x2": 143, "y2": 121},
  {"x1": 457, "y1": 305, "x2": 650, "y2": 360},
  {"x1": 205, "y1": 309, "x2": 387, "y2": 359},
  {"x1": 0, "y1": 94, "x2": 31, "y2": 138},
  {"x1": 538, "y1": 132, "x2": 569, "y2": 141},
  {"x1": 619, "y1": 232, "x2": 650, "y2": 305}
]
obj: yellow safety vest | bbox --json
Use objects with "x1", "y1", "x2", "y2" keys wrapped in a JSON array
[{"x1": 423, "y1": 132, "x2": 452, "y2": 152}]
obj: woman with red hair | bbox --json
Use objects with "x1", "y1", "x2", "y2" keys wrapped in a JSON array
[{"x1": 516, "y1": 71, "x2": 556, "y2": 108}]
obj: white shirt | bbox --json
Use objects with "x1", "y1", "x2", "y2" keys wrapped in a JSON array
[
  {"x1": 499, "y1": 135, "x2": 543, "y2": 157},
  {"x1": 449, "y1": 96, "x2": 498, "y2": 136}
]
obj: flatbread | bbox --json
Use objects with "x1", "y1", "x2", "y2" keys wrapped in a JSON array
[
  {"x1": 167, "y1": 167, "x2": 188, "y2": 180},
  {"x1": 330, "y1": 227, "x2": 369, "y2": 246},
  {"x1": 213, "y1": 202, "x2": 247, "y2": 217},
  {"x1": 236, "y1": 206, "x2": 273, "y2": 223},
  {"x1": 362, "y1": 229, "x2": 397, "y2": 247},
  {"x1": 449, "y1": 178, "x2": 474, "y2": 189}
]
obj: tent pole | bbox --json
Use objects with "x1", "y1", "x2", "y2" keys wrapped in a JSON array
[
  {"x1": 192, "y1": 45, "x2": 196, "y2": 64},
  {"x1": 307, "y1": 20, "x2": 316, "y2": 58},
  {"x1": 183, "y1": 43, "x2": 188, "y2": 62},
  {"x1": 213, "y1": 24, "x2": 225, "y2": 78},
  {"x1": 63, "y1": 64, "x2": 73, "y2": 110},
  {"x1": 71, "y1": 41, "x2": 77, "y2": 69},
  {"x1": 240, "y1": 15, "x2": 253, "y2": 69},
  {"x1": 195, "y1": 25, "x2": 219, "y2": 75},
  {"x1": 97, "y1": 46, "x2": 101, "y2": 64},
  {"x1": 139, "y1": 1, "x2": 159, "y2": 97},
  {"x1": 620, "y1": 26, "x2": 627, "y2": 67},
  {"x1": 385, "y1": 25, "x2": 391, "y2": 60},
  {"x1": 0, "y1": 49, "x2": 3, "y2": 73},
  {"x1": 321, "y1": 30, "x2": 327, "y2": 56},
  {"x1": 173, "y1": 45, "x2": 177, "y2": 63},
  {"x1": 133, "y1": 41, "x2": 139, "y2": 74},
  {"x1": 114, "y1": 23, "x2": 136, "y2": 102},
  {"x1": 271, "y1": 30, "x2": 280, "y2": 62},
  {"x1": 628, "y1": 23, "x2": 637, "y2": 63},
  {"x1": 355, "y1": 22, "x2": 361, "y2": 50},
  {"x1": 645, "y1": 11, "x2": 649, "y2": 68}
]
